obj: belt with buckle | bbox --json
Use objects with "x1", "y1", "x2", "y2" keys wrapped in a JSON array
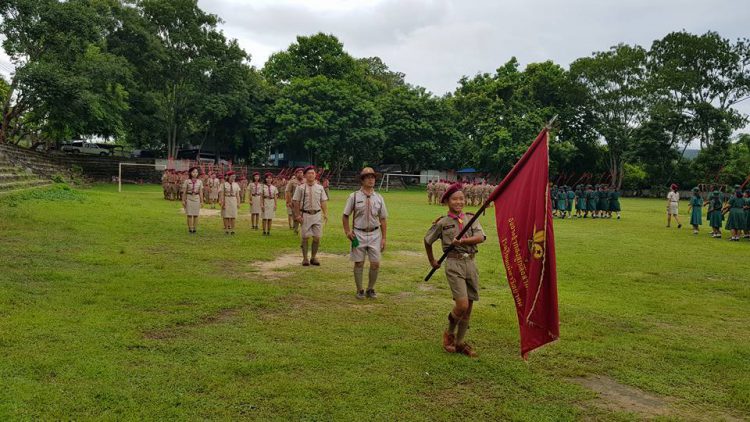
[
  {"x1": 303, "y1": 209, "x2": 321, "y2": 214},
  {"x1": 354, "y1": 226, "x2": 379, "y2": 233},
  {"x1": 446, "y1": 251, "x2": 475, "y2": 259}
]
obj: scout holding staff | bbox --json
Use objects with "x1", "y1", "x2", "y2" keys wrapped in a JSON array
[
  {"x1": 666, "y1": 184, "x2": 682, "y2": 228},
  {"x1": 293, "y1": 166, "x2": 329, "y2": 266},
  {"x1": 249, "y1": 172, "x2": 263, "y2": 230},
  {"x1": 424, "y1": 183, "x2": 486, "y2": 358},
  {"x1": 219, "y1": 172, "x2": 240, "y2": 235},
  {"x1": 342, "y1": 167, "x2": 388, "y2": 299},
  {"x1": 181, "y1": 167, "x2": 204, "y2": 234},
  {"x1": 261, "y1": 172, "x2": 278, "y2": 236},
  {"x1": 688, "y1": 187, "x2": 703, "y2": 235},
  {"x1": 285, "y1": 168, "x2": 304, "y2": 232}
]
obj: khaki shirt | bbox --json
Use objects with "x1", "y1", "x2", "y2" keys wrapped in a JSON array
[
  {"x1": 424, "y1": 213, "x2": 485, "y2": 254},
  {"x1": 285, "y1": 178, "x2": 301, "y2": 198},
  {"x1": 263, "y1": 184, "x2": 278, "y2": 199},
  {"x1": 343, "y1": 189, "x2": 388, "y2": 230},
  {"x1": 249, "y1": 182, "x2": 263, "y2": 196},
  {"x1": 182, "y1": 179, "x2": 203, "y2": 195},
  {"x1": 221, "y1": 182, "x2": 240, "y2": 197},
  {"x1": 293, "y1": 182, "x2": 328, "y2": 211}
]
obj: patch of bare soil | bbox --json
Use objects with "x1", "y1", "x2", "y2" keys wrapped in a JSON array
[
  {"x1": 252, "y1": 252, "x2": 348, "y2": 280},
  {"x1": 570, "y1": 375, "x2": 673, "y2": 418}
]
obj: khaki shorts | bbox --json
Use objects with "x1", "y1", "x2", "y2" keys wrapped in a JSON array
[
  {"x1": 301, "y1": 212, "x2": 323, "y2": 239},
  {"x1": 668, "y1": 203, "x2": 679, "y2": 215},
  {"x1": 444, "y1": 257, "x2": 479, "y2": 301},
  {"x1": 350, "y1": 229, "x2": 382, "y2": 263}
]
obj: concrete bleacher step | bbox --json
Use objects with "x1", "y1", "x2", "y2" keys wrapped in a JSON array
[{"x1": 0, "y1": 179, "x2": 52, "y2": 192}]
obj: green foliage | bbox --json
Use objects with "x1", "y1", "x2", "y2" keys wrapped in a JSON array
[
  {"x1": 0, "y1": 183, "x2": 83, "y2": 206},
  {"x1": 621, "y1": 162, "x2": 648, "y2": 190}
]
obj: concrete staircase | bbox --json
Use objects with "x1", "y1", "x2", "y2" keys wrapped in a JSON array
[{"x1": 0, "y1": 150, "x2": 54, "y2": 194}]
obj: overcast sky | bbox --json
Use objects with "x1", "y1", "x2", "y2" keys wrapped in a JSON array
[{"x1": 1, "y1": 0, "x2": 748, "y2": 125}]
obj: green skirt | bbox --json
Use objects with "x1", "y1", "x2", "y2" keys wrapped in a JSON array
[
  {"x1": 725, "y1": 208, "x2": 745, "y2": 230},
  {"x1": 708, "y1": 210, "x2": 723, "y2": 228},
  {"x1": 690, "y1": 207, "x2": 702, "y2": 226}
]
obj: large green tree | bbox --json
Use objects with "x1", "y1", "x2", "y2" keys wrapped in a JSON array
[{"x1": 570, "y1": 44, "x2": 649, "y2": 189}]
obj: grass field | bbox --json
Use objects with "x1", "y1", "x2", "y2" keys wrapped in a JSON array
[{"x1": 0, "y1": 184, "x2": 748, "y2": 421}]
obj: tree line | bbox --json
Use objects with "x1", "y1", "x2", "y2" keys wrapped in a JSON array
[{"x1": 1, "y1": 0, "x2": 749, "y2": 189}]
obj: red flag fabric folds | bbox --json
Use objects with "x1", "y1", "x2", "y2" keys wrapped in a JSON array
[{"x1": 490, "y1": 128, "x2": 559, "y2": 359}]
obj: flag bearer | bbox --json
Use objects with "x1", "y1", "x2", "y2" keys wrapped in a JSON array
[{"x1": 424, "y1": 183, "x2": 486, "y2": 358}]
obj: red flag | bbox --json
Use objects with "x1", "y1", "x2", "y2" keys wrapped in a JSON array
[{"x1": 490, "y1": 128, "x2": 559, "y2": 359}]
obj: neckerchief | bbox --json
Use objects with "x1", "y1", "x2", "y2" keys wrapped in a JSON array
[{"x1": 447, "y1": 211, "x2": 466, "y2": 236}]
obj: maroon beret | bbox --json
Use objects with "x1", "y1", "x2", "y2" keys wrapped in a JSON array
[
  {"x1": 441, "y1": 183, "x2": 464, "y2": 204},
  {"x1": 303, "y1": 165, "x2": 316, "y2": 174}
]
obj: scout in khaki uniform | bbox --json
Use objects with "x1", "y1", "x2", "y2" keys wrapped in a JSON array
[
  {"x1": 424, "y1": 183, "x2": 486, "y2": 358},
  {"x1": 261, "y1": 172, "x2": 278, "y2": 236},
  {"x1": 666, "y1": 183, "x2": 682, "y2": 228},
  {"x1": 427, "y1": 180, "x2": 435, "y2": 205},
  {"x1": 285, "y1": 168, "x2": 304, "y2": 232},
  {"x1": 219, "y1": 171, "x2": 240, "y2": 235},
  {"x1": 181, "y1": 167, "x2": 204, "y2": 234},
  {"x1": 238, "y1": 175, "x2": 248, "y2": 204},
  {"x1": 209, "y1": 173, "x2": 220, "y2": 208},
  {"x1": 249, "y1": 172, "x2": 263, "y2": 230},
  {"x1": 342, "y1": 167, "x2": 388, "y2": 299},
  {"x1": 293, "y1": 166, "x2": 329, "y2": 266}
]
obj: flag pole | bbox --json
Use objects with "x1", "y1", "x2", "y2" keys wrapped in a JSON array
[{"x1": 424, "y1": 116, "x2": 557, "y2": 282}]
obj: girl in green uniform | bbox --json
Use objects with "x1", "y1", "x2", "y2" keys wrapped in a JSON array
[
  {"x1": 725, "y1": 190, "x2": 745, "y2": 241},
  {"x1": 743, "y1": 190, "x2": 750, "y2": 239},
  {"x1": 556, "y1": 188, "x2": 568, "y2": 218},
  {"x1": 707, "y1": 191, "x2": 724, "y2": 238},
  {"x1": 688, "y1": 187, "x2": 703, "y2": 235},
  {"x1": 609, "y1": 186, "x2": 622, "y2": 219}
]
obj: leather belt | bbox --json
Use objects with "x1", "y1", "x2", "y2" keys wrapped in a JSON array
[
  {"x1": 252, "y1": 194, "x2": 261, "y2": 196},
  {"x1": 354, "y1": 226, "x2": 379, "y2": 233},
  {"x1": 303, "y1": 210, "x2": 321, "y2": 214},
  {"x1": 446, "y1": 251, "x2": 475, "y2": 259}
]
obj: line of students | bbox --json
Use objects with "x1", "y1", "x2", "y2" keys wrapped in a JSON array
[
  {"x1": 686, "y1": 185, "x2": 750, "y2": 241},
  {"x1": 551, "y1": 184, "x2": 622, "y2": 219},
  {"x1": 180, "y1": 167, "x2": 279, "y2": 235}
]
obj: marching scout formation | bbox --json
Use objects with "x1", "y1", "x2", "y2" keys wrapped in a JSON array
[{"x1": 169, "y1": 165, "x2": 748, "y2": 358}]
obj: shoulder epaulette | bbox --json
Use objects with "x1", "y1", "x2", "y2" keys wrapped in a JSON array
[{"x1": 432, "y1": 215, "x2": 444, "y2": 225}]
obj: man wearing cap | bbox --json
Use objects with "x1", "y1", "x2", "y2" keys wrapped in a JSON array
[
  {"x1": 293, "y1": 166, "x2": 329, "y2": 266},
  {"x1": 342, "y1": 167, "x2": 389, "y2": 299},
  {"x1": 424, "y1": 182, "x2": 485, "y2": 357},
  {"x1": 285, "y1": 168, "x2": 304, "y2": 232}
]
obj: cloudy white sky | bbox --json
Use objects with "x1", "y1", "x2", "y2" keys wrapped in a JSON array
[
  {"x1": 196, "y1": 0, "x2": 749, "y2": 95},
  {"x1": 1, "y1": 0, "x2": 748, "y2": 118}
]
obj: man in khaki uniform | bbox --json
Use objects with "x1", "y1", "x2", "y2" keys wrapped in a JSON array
[
  {"x1": 285, "y1": 168, "x2": 304, "y2": 231},
  {"x1": 293, "y1": 166, "x2": 329, "y2": 266},
  {"x1": 427, "y1": 180, "x2": 434, "y2": 205},
  {"x1": 424, "y1": 183, "x2": 486, "y2": 358},
  {"x1": 343, "y1": 167, "x2": 388, "y2": 299}
]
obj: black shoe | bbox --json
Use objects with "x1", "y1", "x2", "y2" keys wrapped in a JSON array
[
  {"x1": 678, "y1": 224, "x2": 682, "y2": 229},
  {"x1": 366, "y1": 289, "x2": 377, "y2": 298}
]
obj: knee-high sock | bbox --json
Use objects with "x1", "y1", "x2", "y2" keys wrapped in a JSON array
[
  {"x1": 455, "y1": 319, "x2": 470, "y2": 345},
  {"x1": 368, "y1": 267, "x2": 379, "y2": 290},
  {"x1": 447, "y1": 312, "x2": 458, "y2": 334},
  {"x1": 311, "y1": 240, "x2": 319, "y2": 259},
  {"x1": 353, "y1": 266, "x2": 364, "y2": 291},
  {"x1": 301, "y1": 239, "x2": 309, "y2": 261}
]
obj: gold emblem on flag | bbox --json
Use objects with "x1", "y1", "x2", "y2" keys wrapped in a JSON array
[{"x1": 528, "y1": 224, "x2": 545, "y2": 260}]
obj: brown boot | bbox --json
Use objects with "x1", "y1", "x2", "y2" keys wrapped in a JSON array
[
  {"x1": 455, "y1": 342, "x2": 477, "y2": 358},
  {"x1": 442, "y1": 331, "x2": 456, "y2": 353}
]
